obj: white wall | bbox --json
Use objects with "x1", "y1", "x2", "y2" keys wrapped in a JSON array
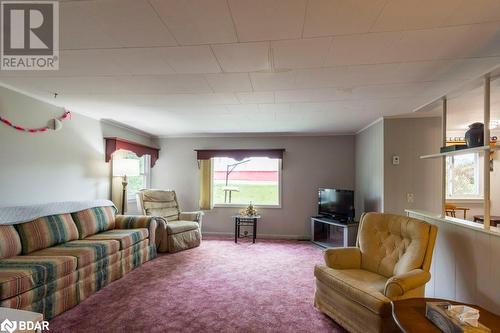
[
  {"x1": 0, "y1": 86, "x2": 154, "y2": 207},
  {"x1": 384, "y1": 117, "x2": 442, "y2": 215},
  {"x1": 408, "y1": 211, "x2": 500, "y2": 315},
  {"x1": 354, "y1": 120, "x2": 384, "y2": 220},
  {"x1": 151, "y1": 136, "x2": 355, "y2": 239}
]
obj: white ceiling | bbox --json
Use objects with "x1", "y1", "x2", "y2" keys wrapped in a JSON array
[{"x1": 1, "y1": 0, "x2": 500, "y2": 136}]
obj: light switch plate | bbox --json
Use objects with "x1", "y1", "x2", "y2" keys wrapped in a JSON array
[{"x1": 392, "y1": 155, "x2": 400, "y2": 165}]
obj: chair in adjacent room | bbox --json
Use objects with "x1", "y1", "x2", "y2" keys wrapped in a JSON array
[
  {"x1": 314, "y1": 212, "x2": 438, "y2": 333},
  {"x1": 137, "y1": 189, "x2": 203, "y2": 253}
]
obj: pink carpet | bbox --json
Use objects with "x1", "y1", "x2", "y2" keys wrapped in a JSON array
[{"x1": 49, "y1": 238, "x2": 346, "y2": 333}]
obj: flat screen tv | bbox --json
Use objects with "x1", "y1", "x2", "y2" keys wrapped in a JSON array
[{"x1": 318, "y1": 188, "x2": 355, "y2": 221}]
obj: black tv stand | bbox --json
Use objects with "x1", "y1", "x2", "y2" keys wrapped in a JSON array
[{"x1": 310, "y1": 216, "x2": 359, "y2": 248}]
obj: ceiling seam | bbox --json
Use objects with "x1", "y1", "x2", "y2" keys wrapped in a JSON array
[
  {"x1": 226, "y1": 0, "x2": 240, "y2": 43},
  {"x1": 145, "y1": 0, "x2": 181, "y2": 46},
  {"x1": 300, "y1": 0, "x2": 310, "y2": 39},
  {"x1": 368, "y1": 0, "x2": 390, "y2": 33},
  {"x1": 57, "y1": 19, "x2": 500, "y2": 52},
  {"x1": 4, "y1": 54, "x2": 498, "y2": 79}
]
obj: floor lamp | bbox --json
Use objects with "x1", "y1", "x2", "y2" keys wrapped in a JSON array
[{"x1": 112, "y1": 158, "x2": 140, "y2": 214}]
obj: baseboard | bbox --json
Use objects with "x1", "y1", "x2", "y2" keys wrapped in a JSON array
[{"x1": 202, "y1": 231, "x2": 310, "y2": 241}]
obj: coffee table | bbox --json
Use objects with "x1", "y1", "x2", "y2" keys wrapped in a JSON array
[{"x1": 391, "y1": 298, "x2": 500, "y2": 333}]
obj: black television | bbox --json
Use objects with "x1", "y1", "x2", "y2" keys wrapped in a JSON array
[{"x1": 318, "y1": 188, "x2": 355, "y2": 221}]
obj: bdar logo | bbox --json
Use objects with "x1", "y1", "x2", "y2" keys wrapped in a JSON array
[{"x1": 0, "y1": 319, "x2": 17, "y2": 333}]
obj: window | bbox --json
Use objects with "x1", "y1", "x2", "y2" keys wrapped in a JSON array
[
  {"x1": 212, "y1": 157, "x2": 281, "y2": 207},
  {"x1": 123, "y1": 152, "x2": 151, "y2": 198},
  {"x1": 446, "y1": 153, "x2": 482, "y2": 200}
]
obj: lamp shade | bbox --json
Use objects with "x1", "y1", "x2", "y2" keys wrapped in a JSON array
[{"x1": 112, "y1": 158, "x2": 140, "y2": 177}]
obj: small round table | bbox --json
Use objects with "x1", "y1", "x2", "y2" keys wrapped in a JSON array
[
  {"x1": 233, "y1": 215, "x2": 260, "y2": 243},
  {"x1": 391, "y1": 298, "x2": 500, "y2": 333}
]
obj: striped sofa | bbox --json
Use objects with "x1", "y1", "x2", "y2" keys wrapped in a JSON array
[{"x1": 0, "y1": 205, "x2": 159, "y2": 320}]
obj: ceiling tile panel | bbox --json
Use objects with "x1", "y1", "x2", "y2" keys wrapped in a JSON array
[
  {"x1": 205, "y1": 73, "x2": 253, "y2": 92},
  {"x1": 371, "y1": 0, "x2": 460, "y2": 32},
  {"x1": 272, "y1": 38, "x2": 332, "y2": 69},
  {"x1": 61, "y1": 0, "x2": 177, "y2": 49},
  {"x1": 58, "y1": 49, "x2": 176, "y2": 76},
  {"x1": 212, "y1": 42, "x2": 270, "y2": 72},
  {"x1": 228, "y1": 0, "x2": 307, "y2": 41},
  {"x1": 445, "y1": 0, "x2": 500, "y2": 26},
  {"x1": 60, "y1": 1, "x2": 115, "y2": 49},
  {"x1": 236, "y1": 92, "x2": 275, "y2": 104},
  {"x1": 250, "y1": 71, "x2": 298, "y2": 91},
  {"x1": 303, "y1": 0, "x2": 386, "y2": 37},
  {"x1": 161, "y1": 46, "x2": 221, "y2": 73},
  {"x1": 150, "y1": 0, "x2": 237, "y2": 45},
  {"x1": 326, "y1": 32, "x2": 402, "y2": 66}
]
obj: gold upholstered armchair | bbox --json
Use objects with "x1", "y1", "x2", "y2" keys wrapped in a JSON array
[
  {"x1": 137, "y1": 189, "x2": 203, "y2": 253},
  {"x1": 314, "y1": 212, "x2": 438, "y2": 333}
]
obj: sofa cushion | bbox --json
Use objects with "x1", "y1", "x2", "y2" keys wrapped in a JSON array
[
  {"x1": 77, "y1": 252, "x2": 121, "y2": 280},
  {"x1": 0, "y1": 271, "x2": 78, "y2": 309},
  {"x1": 72, "y1": 206, "x2": 116, "y2": 239},
  {"x1": 0, "y1": 256, "x2": 77, "y2": 300},
  {"x1": 15, "y1": 214, "x2": 79, "y2": 254},
  {"x1": 314, "y1": 265, "x2": 390, "y2": 315},
  {"x1": 166, "y1": 221, "x2": 199, "y2": 235},
  {"x1": 358, "y1": 213, "x2": 431, "y2": 277},
  {"x1": 29, "y1": 240, "x2": 120, "y2": 268},
  {"x1": 0, "y1": 226, "x2": 22, "y2": 259},
  {"x1": 84, "y1": 229, "x2": 148, "y2": 249}
]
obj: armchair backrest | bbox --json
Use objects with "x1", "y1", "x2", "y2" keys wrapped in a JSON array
[
  {"x1": 137, "y1": 189, "x2": 180, "y2": 221},
  {"x1": 356, "y1": 212, "x2": 437, "y2": 278}
]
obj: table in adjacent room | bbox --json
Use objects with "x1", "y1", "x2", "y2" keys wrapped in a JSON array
[
  {"x1": 473, "y1": 215, "x2": 500, "y2": 227},
  {"x1": 233, "y1": 215, "x2": 260, "y2": 243}
]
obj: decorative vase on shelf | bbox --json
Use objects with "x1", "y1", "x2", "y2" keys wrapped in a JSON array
[{"x1": 465, "y1": 122, "x2": 484, "y2": 148}]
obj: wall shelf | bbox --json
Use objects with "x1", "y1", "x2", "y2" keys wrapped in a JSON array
[{"x1": 420, "y1": 145, "x2": 498, "y2": 159}]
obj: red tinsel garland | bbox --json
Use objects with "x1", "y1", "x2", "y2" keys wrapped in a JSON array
[{"x1": 0, "y1": 110, "x2": 71, "y2": 133}]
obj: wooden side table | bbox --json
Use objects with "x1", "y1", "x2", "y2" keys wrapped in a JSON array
[
  {"x1": 233, "y1": 215, "x2": 260, "y2": 243},
  {"x1": 391, "y1": 298, "x2": 500, "y2": 333}
]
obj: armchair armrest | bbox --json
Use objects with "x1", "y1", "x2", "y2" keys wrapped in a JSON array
[
  {"x1": 179, "y1": 211, "x2": 204, "y2": 223},
  {"x1": 324, "y1": 247, "x2": 361, "y2": 269},
  {"x1": 384, "y1": 269, "x2": 431, "y2": 298},
  {"x1": 115, "y1": 215, "x2": 164, "y2": 251}
]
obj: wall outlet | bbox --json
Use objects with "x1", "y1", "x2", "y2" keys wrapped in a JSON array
[
  {"x1": 392, "y1": 155, "x2": 400, "y2": 165},
  {"x1": 407, "y1": 193, "x2": 414, "y2": 203}
]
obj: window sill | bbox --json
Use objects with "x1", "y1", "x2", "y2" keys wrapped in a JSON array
[
  {"x1": 213, "y1": 204, "x2": 282, "y2": 209},
  {"x1": 446, "y1": 198, "x2": 484, "y2": 204}
]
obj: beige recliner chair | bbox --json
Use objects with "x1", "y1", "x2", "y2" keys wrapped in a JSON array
[
  {"x1": 137, "y1": 189, "x2": 203, "y2": 253},
  {"x1": 314, "y1": 212, "x2": 438, "y2": 333}
]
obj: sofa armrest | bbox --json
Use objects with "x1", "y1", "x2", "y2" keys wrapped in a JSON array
[
  {"x1": 115, "y1": 215, "x2": 163, "y2": 250},
  {"x1": 324, "y1": 247, "x2": 361, "y2": 269},
  {"x1": 384, "y1": 269, "x2": 431, "y2": 298}
]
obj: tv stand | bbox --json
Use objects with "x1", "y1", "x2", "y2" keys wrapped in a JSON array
[{"x1": 310, "y1": 216, "x2": 358, "y2": 248}]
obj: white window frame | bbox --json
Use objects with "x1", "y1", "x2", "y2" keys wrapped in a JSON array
[
  {"x1": 127, "y1": 154, "x2": 151, "y2": 202},
  {"x1": 446, "y1": 152, "x2": 483, "y2": 201},
  {"x1": 211, "y1": 158, "x2": 282, "y2": 209}
]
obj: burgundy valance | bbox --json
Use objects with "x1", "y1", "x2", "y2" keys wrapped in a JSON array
[
  {"x1": 105, "y1": 137, "x2": 160, "y2": 167},
  {"x1": 194, "y1": 149, "x2": 285, "y2": 161}
]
